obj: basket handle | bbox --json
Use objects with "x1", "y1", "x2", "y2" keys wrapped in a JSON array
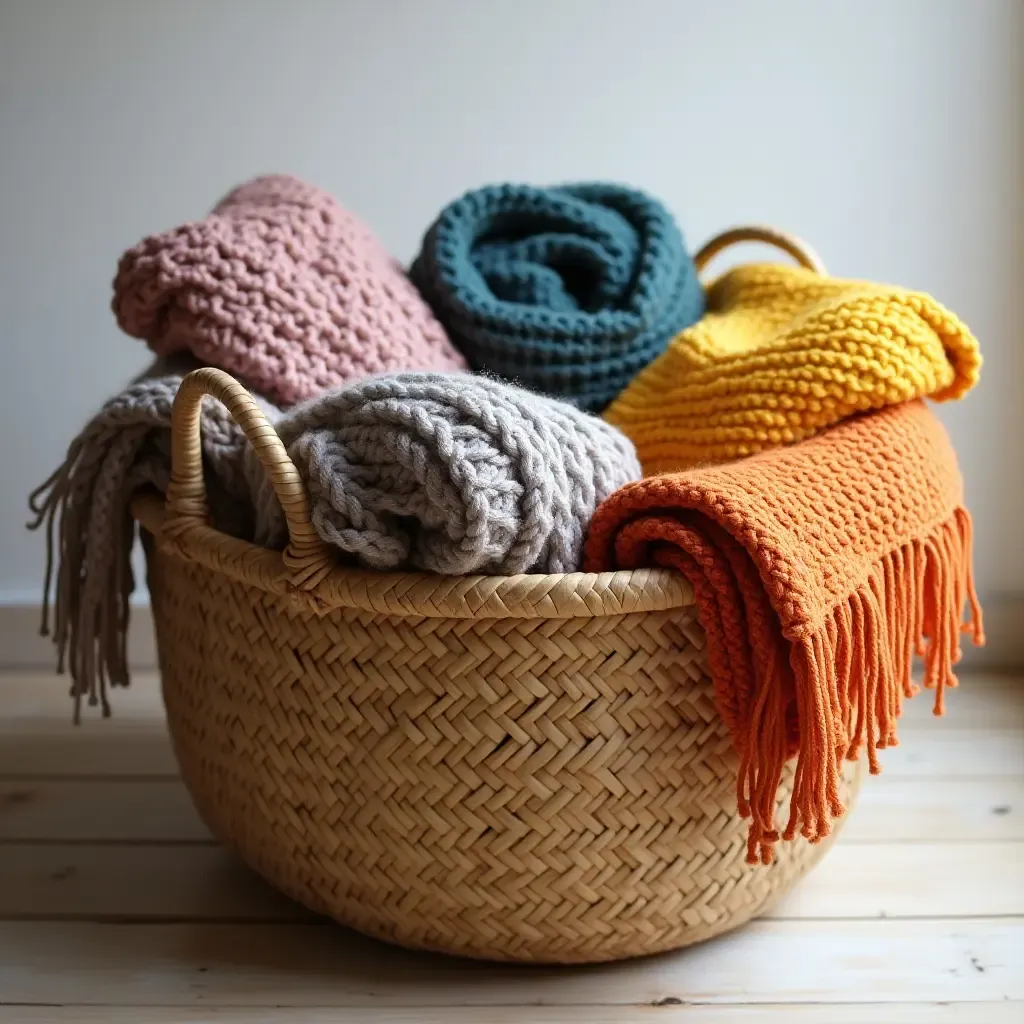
[
  {"x1": 165, "y1": 366, "x2": 334, "y2": 586},
  {"x1": 694, "y1": 224, "x2": 827, "y2": 275}
]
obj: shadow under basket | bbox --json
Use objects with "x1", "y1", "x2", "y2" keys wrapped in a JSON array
[{"x1": 128, "y1": 358, "x2": 862, "y2": 965}]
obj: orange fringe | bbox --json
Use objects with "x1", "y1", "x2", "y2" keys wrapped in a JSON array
[{"x1": 741, "y1": 507, "x2": 984, "y2": 864}]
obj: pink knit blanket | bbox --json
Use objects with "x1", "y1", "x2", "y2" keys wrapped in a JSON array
[{"x1": 113, "y1": 175, "x2": 466, "y2": 407}]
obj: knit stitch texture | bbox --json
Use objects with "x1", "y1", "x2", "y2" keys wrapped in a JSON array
[
  {"x1": 113, "y1": 175, "x2": 467, "y2": 408},
  {"x1": 604, "y1": 263, "x2": 982, "y2": 473},
  {"x1": 410, "y1": 182, "x2": 705, "y2": 412},
  {"x1": 29, "y1": 368, "x2": 640, "y2": 715},
  {"x1": 251, "y1": 371, "x2": 642, "y2": 575},
  {"x1": 584, "y1": 400, "x2": 984, "y2": 863},
  {"x1": 27, "y1": 356, "x2": 282, "y2": 718}
]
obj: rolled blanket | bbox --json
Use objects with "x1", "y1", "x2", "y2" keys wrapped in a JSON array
[
  {"x1": 27, "y1": 355, "x2": 281, "y2": 719},
  {"x1": 410, "y1": 183, "x2": 705, "y2": 412},
  {"x1": 584, "y1": 400, "x2": 984, "y2": 864},
  {"x1": 250, "y1": 372, "x2": 643, "y2": 575},
  {"x1": 113, "y1": 174, "x2": 467, "y2": 408},
  {"x1": 604, "y1": 262, "x2": 982, "y2": 473}
]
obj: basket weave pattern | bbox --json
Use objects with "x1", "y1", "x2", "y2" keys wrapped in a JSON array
[
  {"x1": 131, "y1": 364, "x2": 860, "y2": 964},
  {"x1": 142, "y1": 518, "x2": 858, "y2": 964}
]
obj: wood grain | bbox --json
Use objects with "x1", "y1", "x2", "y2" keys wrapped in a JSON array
[
  {"x1": 0, "y1": 1003, "x2": 1020, "y2": 1022},
  {"x1": 1, "y1": 841, "x2": 1020, "y2": 922},
  {"x1": 0, "y1": 919, "x2": 1019, "y2": 1006}
]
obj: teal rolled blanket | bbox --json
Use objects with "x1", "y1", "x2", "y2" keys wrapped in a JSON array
[{"x1": 410, "y1": 182, "x2": 706, "y2": 412}]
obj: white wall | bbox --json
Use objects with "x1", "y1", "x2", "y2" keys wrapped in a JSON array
[{"x1": 0, "y1": 0, "x2": 1020, "y2": 654}]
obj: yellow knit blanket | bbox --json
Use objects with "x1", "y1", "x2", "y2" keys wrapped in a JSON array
[{"x1": 604, "y1": 263, "x2": 982, "y2": 474}]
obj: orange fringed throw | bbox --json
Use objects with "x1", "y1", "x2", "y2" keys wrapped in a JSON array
[{"x1": 583, "y1": 400, "x2": 984, "y2": 864}]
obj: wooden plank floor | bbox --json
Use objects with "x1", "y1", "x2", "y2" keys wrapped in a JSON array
[{"x1": 0, "y1": 671, "x2": 1021, "y2": 1022}]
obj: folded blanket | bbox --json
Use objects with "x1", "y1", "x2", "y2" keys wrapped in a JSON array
[
  {"x1": 604, "y1": 263, "x2": 982, "y2": 473},
  {"x1": 30, "y1": 368, "x2": 640, "y2": 716},
  {"x1": 113, "y1": 175, "x2": 467, "y2": 408},
  {"x1": 584, "y1": 400, "x2": 984, "y2": 863},
  {"x1": 249, "y1": 372, "x2": 641, "y2": 575},
  {"x1": 410, "y1": 183, "x2": 705, "y2": 413}
]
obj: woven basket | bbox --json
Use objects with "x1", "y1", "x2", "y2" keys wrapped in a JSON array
[{"x1": 132, "y1": 225, "x2": 862, "y2": 965}]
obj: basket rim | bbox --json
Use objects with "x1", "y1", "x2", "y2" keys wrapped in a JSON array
[{"x1": 133, "y1": 491, "x2": 695, "y2": 620}]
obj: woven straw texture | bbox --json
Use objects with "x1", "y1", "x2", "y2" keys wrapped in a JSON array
[
  {"x1": 128, "y1": 298, "x2": 861, "y2": 963},
  {"x1": 137, "y1": 497, "x2": 859, "y2": 964}
]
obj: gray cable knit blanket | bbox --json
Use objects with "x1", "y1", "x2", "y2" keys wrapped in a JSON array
[
  {"x1": 29, "y1": 365, "x2": 641, "y2": 716},
  {"x1": 252, "y1": 372, "x2": 641, "y2": 575}
]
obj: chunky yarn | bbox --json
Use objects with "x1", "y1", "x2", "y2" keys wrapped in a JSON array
[
  {"x1": 113, "y1": 175, "x2": 467, "y2": 408},
  {"x1": 410, "y1": 183, "x2": 705, "y2": 412},
  {"x1": 252, "y1": 372, "x2": 643, "y2": 575},
  {"x1": 30, "y1": 367, "x2": 640, "y2": 715},
  {"x1": 585, "y1": 400, "x2": 984, "y2": 864},
  {"x1": 27, "y1": 354, "x2": 280, "y2": 719},
  {"x1": 604, "y1": 262, "x2": 982, "y2": 473}
]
